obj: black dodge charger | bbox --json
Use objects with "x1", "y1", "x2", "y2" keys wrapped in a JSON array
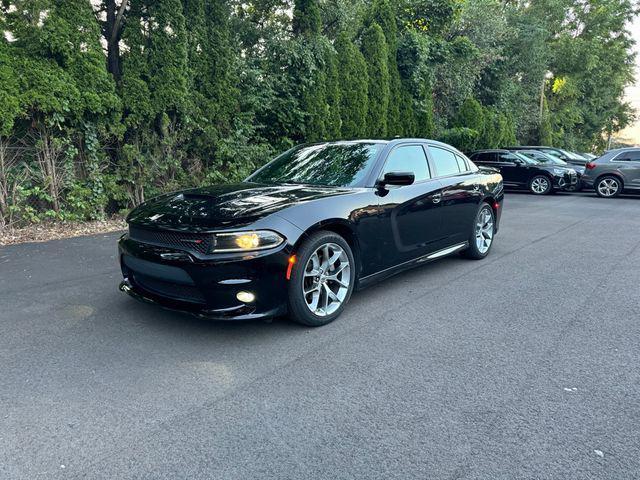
[{"x1": 119, "y1": 139, "x2": 504, "y2": 326}]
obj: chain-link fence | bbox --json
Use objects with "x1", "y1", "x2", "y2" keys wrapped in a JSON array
[{"x1": 0, "y1": 138, "x2": 128, "y2": 231}]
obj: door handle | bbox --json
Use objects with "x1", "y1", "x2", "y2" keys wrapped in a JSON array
[{"x1": 432, "y1": 193, "x2": 442, "y2": 204}]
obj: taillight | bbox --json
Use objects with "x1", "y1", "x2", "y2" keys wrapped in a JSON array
[{"x1": 586, "y1": 162, "x2": 597, "y2": 170}]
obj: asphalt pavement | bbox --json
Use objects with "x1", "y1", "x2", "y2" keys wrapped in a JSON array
[{"x1": 1, "y1": 191, "x2": 639, "y2": 479}]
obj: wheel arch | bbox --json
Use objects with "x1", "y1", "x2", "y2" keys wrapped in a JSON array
[
  {"x1": 294, "y1": 219, "x2": 362, "y2": 281},
  {"x1": 595, "y1": 172, "x2": 624, "y2": 188},
  {"x1": 530, "y1": 173, "x2": 553, "y2": 192}
]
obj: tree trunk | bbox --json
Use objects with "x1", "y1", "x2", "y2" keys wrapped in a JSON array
[{"x1": 105, "y1": 0, "x2": 128, "y2": 81}]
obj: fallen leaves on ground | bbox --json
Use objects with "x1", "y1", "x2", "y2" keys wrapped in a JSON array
[{"x1": 0, "y1": 219, "x2": 127, "y2": 246}]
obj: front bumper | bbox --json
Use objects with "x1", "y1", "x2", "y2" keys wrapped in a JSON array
[
  {"x1": 118, "y1": 235, "x2": 291, "y2": 320},
  {"x1": 554, "y1": 172, "x2": 579, "y2": 190}
]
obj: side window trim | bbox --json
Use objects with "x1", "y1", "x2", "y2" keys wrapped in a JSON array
[{"x1": 378, "y1": 143, "x2": 432, "y2": 184}]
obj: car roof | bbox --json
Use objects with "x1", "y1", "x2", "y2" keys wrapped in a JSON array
[
  {"x1": 606, "y1": 147, "x2": 640, "y2": 153},
  {"x1": 470, "y1": 149, "x2": 510, "y2": 153},
  {"x1": 304, "y1": 138, "x2": 472, "y2": 156},
  {"x1": 505, "y1": 146, "x2": 556, "y2": 149},
  {"x1": 307, "y1": 138, "x2": 465, "y2": 147}
]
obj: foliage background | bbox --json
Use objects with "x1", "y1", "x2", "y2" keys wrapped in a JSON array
[{"x1": 0, "y1": 0, "x2": 637, "y2": 228}]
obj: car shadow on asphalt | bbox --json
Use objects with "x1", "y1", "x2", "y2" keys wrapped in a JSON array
[{"x1": 111, "y1": 253, "x2": 469, "y2": 339}]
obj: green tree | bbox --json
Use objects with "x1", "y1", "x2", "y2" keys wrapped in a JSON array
[
  {"x1": 449, "y1": 97, "x2": 485, "y2": 151},
  {"x1": 361, "y1": 22, "x2": 390, "y2": 138},
  {"x1": 183, "y1": 0, "x2": 239, "y2": 173},
  {"x1": 293, "y1": 0, "x2": 322, "y2": 36},
  {"x1": 335, "y1": 32, "x2": 368, "y2": 139},
  {"x1": 453, "y1": 97, "x2": 485, "y2": 134},
  {"x1": 120, "y1": 0, "x2": 190, "y2": 202},
  {"x1": 367, "y1": 0, "x2": 402, "y2": 136},
  {"x1": 324, "y1": 48, "x2": 342, "y2": 139}
]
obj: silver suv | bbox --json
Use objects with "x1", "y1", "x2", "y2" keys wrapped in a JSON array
[{"x1": 581, "y1": 148, "x2": 640, "y2": 198}]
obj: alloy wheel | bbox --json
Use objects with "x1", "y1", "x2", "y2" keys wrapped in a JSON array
[
  {"x1": 475, "y1": 207, "x2": 494, "y2": 254},
  {"x1": 597, "y1": 178, "x2": 620, "y2": 197},
  {"x1": 531, "y1": 177, "x2": 550, "y2": 194},
  {"x1": 302, "y1": 243, "x2": 351, "y2": 317}
]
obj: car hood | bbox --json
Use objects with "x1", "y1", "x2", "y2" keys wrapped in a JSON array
[
  {"x1": 540, "y1": 165, "x2": 578, "y2": 174},
  {"x1": 126, "y1": 182, "x2": 352, "y2": 231}
]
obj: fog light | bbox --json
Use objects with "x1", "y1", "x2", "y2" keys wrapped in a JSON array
[{"x1": 236, "y1": 291, "x2": 255, "y2": 303}]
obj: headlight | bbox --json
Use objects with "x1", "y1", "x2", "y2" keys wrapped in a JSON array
[
  {"x1": 553, "y1": 169, "x2": 566, "y2": 175},
  {"x1": 213, "y1": 230, "x2": 284, "y2": 252}
]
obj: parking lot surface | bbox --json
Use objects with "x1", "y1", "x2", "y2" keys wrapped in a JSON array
[{"x1": 1, "y1": 192, "x2": 639, "y2": 479}]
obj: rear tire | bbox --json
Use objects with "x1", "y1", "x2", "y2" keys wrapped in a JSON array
[
  {"x1": 462, "y1": 203, "x2": 495, "y2": 260},
  {"x1": 595, "y1": 175, "x2": 622, "y2": 198},
  {"x1": 287, "y1": 231, "x2": 356, "y2": 327},
  {"x1": 529, "y1": 175, "x2": 552, "y2": 195}
]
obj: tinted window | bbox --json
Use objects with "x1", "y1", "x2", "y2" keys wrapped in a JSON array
[
  {"x1": 498, "y1": 152, "x2": 518, "y2": 163},
  {"x1": 430, "y1": 146, "x2": 460, "y2": 177},
  {"x1": 471, "y1": 152, "x2": 495, "y2": 163},
  {"x1": 383, "y1": 145, "x2": 430, "y2": 181},
  {"x1": 249, "y1": 143, "x2": 382, "y2": 187},
  {"x1": 500, "y1": 152, "x2": 537, "y2": 165},
  {"x1": 616, "y1": 150, "x2": 640, "y2": 161}
]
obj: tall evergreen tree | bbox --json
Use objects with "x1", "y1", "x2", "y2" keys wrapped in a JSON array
[
  {"x1": 453, "y1": 97, "x2": 485, "y2": 134},
  {"x1": 324, "y1": 48, "x2": 342, "y2": 139},
  {"x1": 367, "y1": 0, "x2": 402, "y2": 136},
  {"x1": 293, "y1": 0, "x2": 322, "y2": 36},
  {"x1": 292, "y1": 0, "x2": 330, "y2": 142},
  {"x1": 183, "y1": 0, "x2": 239, "y2": 168},
  {"x1": 120, "y1": 0, "x2": 189, "y2": 202},
  {"x1": 361, "y1": 23, "x2": 390, "y2": 138},
  {"x1": 335, "y1": 32, "x2": 368, "y2": 139}
]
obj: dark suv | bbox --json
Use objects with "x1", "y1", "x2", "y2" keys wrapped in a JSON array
[
  {"x1": 581, "y1": 148, "x2": 640, "y2": 197},
  {"x1": 469, "y1": 149, "x2": 578, "y2": 195},
  {"x1": 505, "y1": 146, "x2": 588, "y2": 167}
]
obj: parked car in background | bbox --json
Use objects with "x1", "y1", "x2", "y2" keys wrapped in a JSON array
[
  {"x1": 119, "y1": 139, "x2": 504, "y2": 326},
  {"x1": 582, "y1": 153, "x2": 598, "y2": 160},
  {"x1": 514, "y1": 149, "x2": 585, "y2": 191},
  {"x1": 469, "y1": 149, "x2": 578, "y2": 195},
  {"x1": 506, "y1": 146, "x2": 589, "y2": 167},
  {"x1": 581, "y1": 147, "x2": 640, "y2": 198}
]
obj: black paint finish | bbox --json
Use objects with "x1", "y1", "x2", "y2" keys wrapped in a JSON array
[
  {"x1": 119, "y1": 139, "x2": 504, "y2": 319},
  {"x1": 470, "y1": 149, "x2": 578, "y2": 192}
]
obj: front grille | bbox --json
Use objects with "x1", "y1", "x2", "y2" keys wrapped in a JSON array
[
  {"x1": 133, "y1": 273, "x2": 206, "y2": 304},
  {"x1": 129, "y1": 226, "x2": 213, "y2": 255}
]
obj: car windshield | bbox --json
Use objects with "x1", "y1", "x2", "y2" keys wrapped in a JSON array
[
  {"x1": 248, "y1": 143, "x2": 382, "y2": 187},
  {"x1": 513, "y1": 152, "x2": 539, "y2": 165},
  {"x1": 558, "y1": 149, "x2": 585, "y2": 161},
  {"x1": 519, "y1": 150, "x2": 568, "y2": 166}
]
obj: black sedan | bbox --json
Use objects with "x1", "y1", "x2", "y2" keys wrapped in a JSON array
[
  {"x1": 469, "y1": 149, "x2": 578, "y2": 195},
  {"x1": 119, "y1": 139, "x2": 504, "y2": 326}
]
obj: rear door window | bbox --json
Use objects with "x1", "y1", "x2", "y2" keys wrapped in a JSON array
[
  {"x1": 455, "y1": 155, "x2": 468, "y2": 172},
  {"x1": 429, "y1": 146, "x2": 461, "y2": 177},
  {"x1": 470, "y1": 152, "x2": 495, "y2": 163},
  {"x1": 615, "y1": 150, "x2": 640, "y2": 162},
  {"x1": 497, "y1": 152, "x2": 518, "y2": 163}
]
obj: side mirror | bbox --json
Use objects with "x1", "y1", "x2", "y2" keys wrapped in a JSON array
[
  {"x1": 379, "y1": 171, "x2": 415, "y2": 187},
  {"x1": 513, "y1": 158, "x2": 525, "y2": 166}
]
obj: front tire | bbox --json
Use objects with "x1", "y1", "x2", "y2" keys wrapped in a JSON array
[
  {"x1": 462, "y1": 203, "x2": 495, "y2": 260},
  {"x1": 287, "y1": 231, "x2": 356, "y2": 327},
  {"x1": 529, "y1": 175, "x2": 552, "y2": 195},
  {"x1": 595, "y1": 176, "x2": 622, "y2": 198}
]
